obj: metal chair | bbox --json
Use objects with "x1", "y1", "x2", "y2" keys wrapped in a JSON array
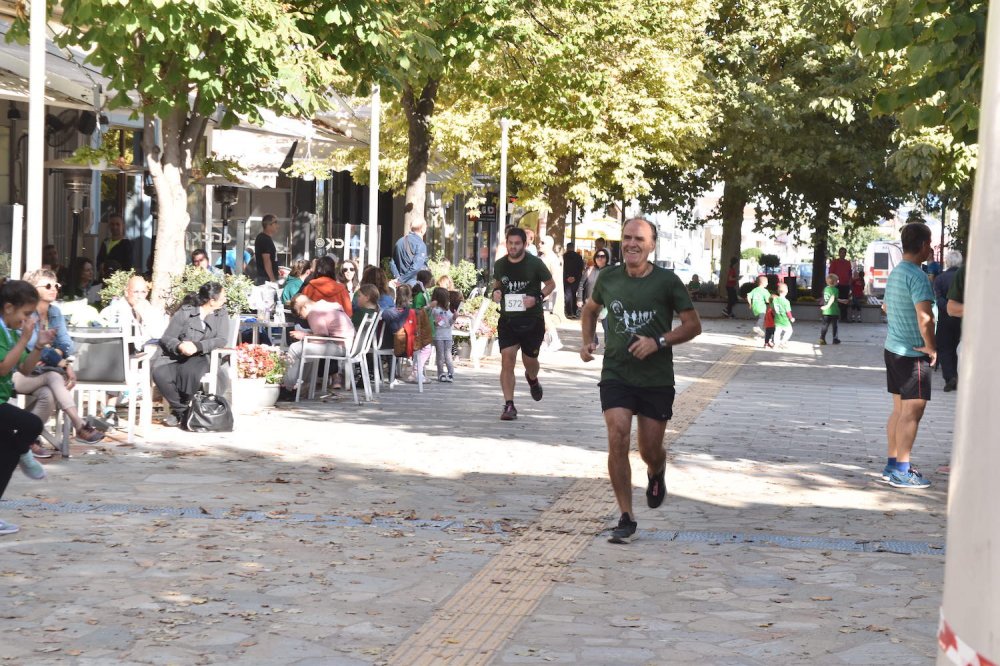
[
  {"x1": 294, "y1": 312, "x2": 380, "y2": 405},
  {"x1": 69, "y1": 327, "x2": 152, "y2": 444},
  {"x1": 370, "y1": 314, "x2": 397, "y2": 393}
]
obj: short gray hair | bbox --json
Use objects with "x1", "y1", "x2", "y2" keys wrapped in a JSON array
[{"x1": 944, "y1": 249, "x2": 963, "y2": 270}]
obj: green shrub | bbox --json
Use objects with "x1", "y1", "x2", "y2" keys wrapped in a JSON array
[
  {"x1": 168, "y1": 265, "x2": 252, "y2": 316},
  {"x1": 459, "y1": 295, "x2": 500, "y2": 337},
  {"x1": 760, "y1": 253, "x2": 781, "y2": 272},
  {"x1": 428, "y1": 252, "x2": 479, "y2": 297},
  {"x1": 98, "y1": 269, "x2": 136, "y2": 306},
  {"x1": 741, "y1": 248, "x2": 763, "y2": 262}
]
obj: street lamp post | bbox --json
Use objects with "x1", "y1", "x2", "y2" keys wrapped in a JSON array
[
  {"x1": 367, "y1": 85, "x2": 380, "y2": 269},
  {"x1": 495, "y1": 118, "x2": 509, "y2": 260},
  {"x1": 26, "y1": 0, "x2": 46, "y2": 272}
]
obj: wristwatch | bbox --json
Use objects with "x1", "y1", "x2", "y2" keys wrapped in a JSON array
[{"x1": 656, "y1": 335, "x2": 669, "y2": 350}]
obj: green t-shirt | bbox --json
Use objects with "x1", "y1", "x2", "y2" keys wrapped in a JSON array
[
  {"x1": 591, "y1": 264, "x2": 694, "y2": 388},
  {"x1": 947, "y1": 265, "x2": 965, "y2": 304},
  {"x1": 0, "y1": 324, "x2": 27, "y2": 403},
  {"x1": 493, "y1": 253, "x2": 552, "y2": 318},
  {"x1": 351, "y1": 306, "x2": 377, "y2": 330},
  {"x1": 772, "y1": 295, "x2": 792, "y2": 327},
  {"x1": 821, "y1": 285, "x2": 840, "y2": 316},
  {"x1": 749, "y1": 286, "x2": 771, "y2": 315}
]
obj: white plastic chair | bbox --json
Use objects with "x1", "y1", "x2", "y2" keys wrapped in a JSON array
[
  {"x1": 69, "y1": 327, "x2": 152, "y2": 444},
  {"x1": 452, "y1": 298, "x2": 491, "y2": 369},
  {"x1": 294, "y1": 312, "x2": 379, "y2": 405},
  {"x1": 371, "y1": 314, "x2": 396, "y2": 392}
]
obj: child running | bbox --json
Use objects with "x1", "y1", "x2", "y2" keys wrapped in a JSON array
[
  {"x1": 431, "y1": 287, "x2": 455, "y2": 382},
  {"x1": 0, "y1": 280, "x2": 52, "y2": 535},
  {"x1": 772, "y1": 283, "x2": 795, "y2": 347},
  {"x1": 763, "y1": 300, "x2": 776, "y2": 348}
]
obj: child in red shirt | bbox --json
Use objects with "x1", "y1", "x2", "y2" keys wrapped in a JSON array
[
  {"x1": 763, "y1": 302, "x2": 776, "y2": 348},
  {"x1": 850, "y1": 270, "x2": 866, "y2": 322}
]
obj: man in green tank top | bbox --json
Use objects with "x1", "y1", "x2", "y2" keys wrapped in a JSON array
[{"x1": 580, "y1": 218, "x2": 702, "y2": 544}]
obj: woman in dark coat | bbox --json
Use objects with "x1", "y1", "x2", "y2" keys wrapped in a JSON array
[{"x1": 152, "y1": 282, "x2": 229, "y2": 427}]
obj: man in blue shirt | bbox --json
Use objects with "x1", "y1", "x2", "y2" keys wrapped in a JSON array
[
  {"x1": 882, "y1": 223, "x2": 936, "y2": 489},
  {"x1": 389, "y1": 219, "x2": 428, "y2": 286}
]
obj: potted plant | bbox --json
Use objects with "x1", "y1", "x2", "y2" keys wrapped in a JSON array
[{"x1": 233, "y1": 343, "x2": 287, "y2": 412}]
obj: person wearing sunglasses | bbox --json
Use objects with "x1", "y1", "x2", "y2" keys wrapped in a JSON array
[
  {"x1": 11, "y1": 269, "x2": 105, "y2": 456},
  {"x1": 338, "y1": 260, "x2": 361, "y2": 297}
]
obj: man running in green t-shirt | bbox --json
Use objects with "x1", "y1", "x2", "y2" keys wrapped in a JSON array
[
  {"x1": 579, "y1": 218, "x2": 702, "y2": 544},
  {"x1": 491, "y1": 227, "x2": 556, "y2": 421}
]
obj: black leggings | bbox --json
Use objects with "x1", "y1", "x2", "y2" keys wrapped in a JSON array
[
  {"x1": 726, "y1": 286, "x2": 738, "y2": 313},
  {"x1": 0, "y1": 402, "x2": 43, "y2": 499},
  {"x1": 820, "y1": 315, "x2": 839, "y2": 341}
]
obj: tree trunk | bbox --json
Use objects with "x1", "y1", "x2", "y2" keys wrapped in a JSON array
[
  {"x1": 717, "y1": 181, "x2": 747, "y2": 297},
  {"x1": 811, "y1": 200, "x2": 832, "y2": 296},
  {"x1": 401, "y1": 79, "x2": 439, "y2": 234},
  {"x1": 144, "y1": 109, "x2": 208, "y2": 309},
  {"x1": 543, "y1": 157, "x2": 573, "y2": 247}
]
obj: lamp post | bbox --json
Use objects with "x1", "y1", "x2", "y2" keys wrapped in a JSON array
[
  {"x1": 367, "y1": 85, "x2": 380, "y2": 269},
  {"x1": 26, "y1": 0, "x2": 46, "y2": 271},
  {"x1": 495, "y1": 118, "x2": 510, "y2": 261}
]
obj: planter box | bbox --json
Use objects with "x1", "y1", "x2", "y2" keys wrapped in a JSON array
[{"x1": 231, "y1": 378, "x2": 280, "y2": 414}]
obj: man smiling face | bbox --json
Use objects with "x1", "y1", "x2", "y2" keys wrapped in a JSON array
[{"x1": 620, "y1": 219, "x2": 656, "y2": 271}]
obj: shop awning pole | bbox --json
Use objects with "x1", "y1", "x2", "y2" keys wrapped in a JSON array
[
  {"x1": 25, "y1": 0, "x2": 46, "y2": 272},
  {"x1": 367, "y1": 85, "x2": 380, "y2": 268}
]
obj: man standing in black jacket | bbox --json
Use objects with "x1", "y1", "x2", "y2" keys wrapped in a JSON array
[
  {"x1": 97, "y1": 214, "x2": 133, "y2": 272},
  {"x1": 562, "y1": 242, "x2": 584, "y2": 318}
]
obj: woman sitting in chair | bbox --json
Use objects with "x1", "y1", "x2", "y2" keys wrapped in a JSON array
[
  {"x1": 12, "y1": 269, "x2": 104, "y2": 454},
  {"x1": 152, "y1": 282, "x2": 229, "y2": 427}
]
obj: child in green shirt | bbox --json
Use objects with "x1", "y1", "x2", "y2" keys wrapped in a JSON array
[
  {"x1": 746, "y1": 276, "x2": 771, "y2": 336},
  {"x1": 819, "y1": 274, "x2": 845, "y2": 345},
  {"x1": 0, "y1": 280, "x2": 52, "y2": 535},
  {"x1": 772, "y1": 283, "x2": 795, "y2": 347}
]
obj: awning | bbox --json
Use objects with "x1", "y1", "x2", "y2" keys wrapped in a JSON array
[{"x1": 0, "y1": 21, "x2": 111, "y2": 110}]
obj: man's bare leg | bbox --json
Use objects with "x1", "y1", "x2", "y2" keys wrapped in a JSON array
[
  {"x1": 636, "y1": 415, "x2": 668, "y2": 476},
  {"x1": 892, "y1": 398, "x2": 927, "y2": 463},
  {"x1": 604, "y1": 407, "x2": 635, "y2": 516},
  {"x1": 500, "y1": 345, "x2": 519, "y2": 402},
  {"x1": 886, "y1": 394, "x2": 901, "y2": 459},
  {"x1": 523, "y1": 352, "x2": 540, "y2": 382}
]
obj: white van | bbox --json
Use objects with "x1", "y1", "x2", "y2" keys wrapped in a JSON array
[{"x1": 864, "y1": 240, "x2": 902, "y2": 296}]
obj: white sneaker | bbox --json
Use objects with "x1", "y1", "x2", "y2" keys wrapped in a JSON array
[
  {"x1": 0, "y1": 519, "x2": 19, "y2": 536},
  {"x1": 18, "y1": 452, "x2": 46, "y2": 480},
  {"x1": 752, "y1": 326, "x2": 764, "y2": 336},
  {"x1": 438, "y1": 373, "x2": 448, "y2": 382}
]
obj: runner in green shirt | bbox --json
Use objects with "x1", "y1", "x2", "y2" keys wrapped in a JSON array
[
  {"x1": 771, "y1": 282, "x2": 795, "y2": 347},
  {"x1": 580, "y1": 218, "x2": 702, "y2": 545},
  {"x1": 491, "y1": 227, "x2": 555, "y2": 422}
]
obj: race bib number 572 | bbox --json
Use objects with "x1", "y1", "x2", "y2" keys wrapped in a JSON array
[{"x1": 504, "y1": 294, "x2": 526, "y2": 312}]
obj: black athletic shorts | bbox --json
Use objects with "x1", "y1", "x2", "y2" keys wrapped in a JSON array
[
  {"x1": 497, "y1": 316, "x2": 545, "y2": 358},
  {"x1": 599, "y1": 381, "x2": 676, "y2": 422},
  {"x1": 884, "y1": 349, "x2": 932, "y2": 401}
]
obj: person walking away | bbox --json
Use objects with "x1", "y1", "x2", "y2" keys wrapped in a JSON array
[
  {"x1": 818, "y1": 274, "x2": 844, "y2": 345},
  {"x1": 97, "y1": 214, "x2": 134, "y2": 272},
  {"x1": 562, "y1": 242, "x2": 584, "y2": 319},
  {"x1": 934, "y1": 250, "x2": 963, "y2": 392},
  {"x1": 410, "y1": 271, "x2": 435, "y2": 385},
  {"x1": 579, "y1": 218, "x2": 702, "y2": 544},
  {"x1": 430, "y1": 287, "x2": 455, "y2": 382},
  {"x1": 254, "y1": 215, "x2": 280, "y2": 285},
  {"x1": 763, "y1": 300, "x2": 776, "y2": 348},
  {"x1": 850, "y1": 269, "x2": 866, "y2": 322},
  {"x1": 0, "y1": 280, "x2": 56, "y2": 520},
  {"x1": 492, "y1": 227, "x2": 555, "y2": 421},
  {"x1": 389, "y1": 219, "x2": 429, "y2": 286},
  {"x1": 829, "y1": 247, "x2": 853, "y2": 323},
  {"x1": 747, "y1": 276, "x2": 770, "y2": 335},
  {"x1": 772, "y1": 282, "x2": 795, "y2": 347},
  {"x1": 723, "y1": 257, "x2": 739, "y2": 318},
  {"x1": 881, "y1": 223, "x2": 936, "y2": 488}
]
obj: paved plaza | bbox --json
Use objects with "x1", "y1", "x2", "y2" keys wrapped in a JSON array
[{"x1": 0, "y1": 318, "x2": 953, "y2": 664}]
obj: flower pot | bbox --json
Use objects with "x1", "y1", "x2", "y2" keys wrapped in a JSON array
[
  {"x1": 456, "y1": 339, "x2": 472, "y2": 359},
  {"x1": 231, "y1": 378, "x2": 280, "y2": 414}
]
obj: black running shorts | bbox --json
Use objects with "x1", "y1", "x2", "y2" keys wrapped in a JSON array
[
  {"x1": 884, "y1": 349, "x2": 932, "y2": 401},
  {"x1": 498, "y1": 316, "x2": 545, "y2": 358},
  {"x1": 599, "y1": 381, "x2": 676, "y2": 422}
]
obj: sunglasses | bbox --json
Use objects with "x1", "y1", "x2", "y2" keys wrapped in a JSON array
[
  {"x1": 343, "y1": 268, "x2": 355, "y2": 273},
  {"x1": 39, "y1": 282, "x2": 61, "y2": 290}
]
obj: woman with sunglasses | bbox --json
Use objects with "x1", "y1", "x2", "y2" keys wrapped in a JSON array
[
  {"x1": 581, "y1": 249, "x2": 611, "y2": 346},
  {"x1": 12, "y1": 269, "x2": 105, "y2": 455},
  {"x1": 338, "y1": 260, "x2": 361, "y2": 297}
]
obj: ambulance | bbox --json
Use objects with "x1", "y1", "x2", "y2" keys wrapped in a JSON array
[{"x1": 864, "y1": 240, "x2": 902, "y2": 296}]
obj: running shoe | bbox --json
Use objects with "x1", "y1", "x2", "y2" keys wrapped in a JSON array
[
  {"x1": 882, "y1": 465, "x2": 921, "y2": 482},
  {"x1": 31, "y1": 442, "x2": 53, "y2": 459},
  {"x1": 438, "y1": 373, "x2": 448, "y2": 382},
  {"x1": 18, "y1": 452, "x2": 46, "y2": 480},
  {"x1": 833, "y1": 338, "x2": 842, "y2": 345},
  {"x1": 526, "y1": 373, "x2": 543, "y2": 401},
  {"x1": 500, "y1": 403, "x2": 518, "y2": 421},
  {"x1": 608, "y1": 513, "x2": 638, "y2": 544},
  {"x1": 646, "y1": 468, "x2": 667, "y2": 508},
  {"x1": 817, "y1": 339, "x2": 827, "y2": 345},
  {"x1": 752, "y1": 326, "x2": 764, "y2": 336},
  {"x1": 887, "y1": 468, "x2": 931, "y2": 489},
  {"x1": 0, "y1": 519, "x2": 19, "y2": 536}
]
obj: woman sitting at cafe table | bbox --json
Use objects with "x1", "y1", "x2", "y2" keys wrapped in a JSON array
[{"x1": 151, "y1": 282, "x2": 229, "y2": 427}]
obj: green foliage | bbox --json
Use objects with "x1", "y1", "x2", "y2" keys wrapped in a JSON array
[
  {"x1": 759, "y1": 254, "x2": 781, "y2": 272},
  {"x1": 829, "y1": 225, "x2": 892, "y2": 262},
  {"x1": 458, "y1": 295, "x2": 500, "y2": 337},
  {"x1": 167, "y1": 265, "x2": 252, "y2": 317},
  {"x1": 741, "y1": 248, "x2": 763, "y2": 262},
  {"x1": 0, "y1": 252, "x2": 10, "y2": 278},
  {"x1": 427, "y1": 252, "x2": 479, "y2": 296},
  {"x1": 98, "y1": 269, "x2": 136, "y2": 306}
]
